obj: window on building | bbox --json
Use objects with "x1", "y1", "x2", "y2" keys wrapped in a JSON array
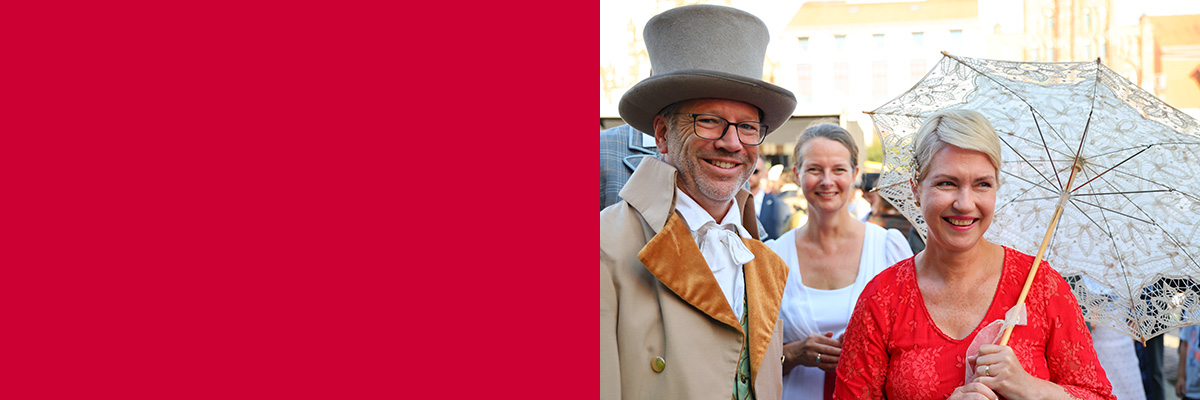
[
  {"x1": 873, "y1": 34, "x2": 885, "y2": 48},
  {"x1": 912, "y1": 32, "x2": 924, "y2": 47},
  {"x1": 950, "y1": 30, "x2": 963, "y2": 45},
  {"x1": 1032, "y1": 49, "x2": 1040, "y2": 61},
  {"x1": 1050, "y1": 48, "x2": 1057, "y2": 61},
  {"x1": 797, "y1": 64, "x2": 813, "y2": 102},
  {"x1": 798, "y1": 37, "x2": 809, "y2": 51},
  {"x1": 834, "y1": 62, "x2": 849, "y2": 96},
  {"x1": 1083, "y1": 10, "x2": 1091, "y2": 30},
  {"x1": 1083, "y1": 44, "x2": 1091, "y2": 59},
  {"x1": 873, "y1": 61, "x2": 888, "y2": 99},
  {"x1": 835, "y1": 35, "x2": 847, "y2": 50},
  {"x1": 910, "y1": 60, "x2": 927, "y2": 83}
]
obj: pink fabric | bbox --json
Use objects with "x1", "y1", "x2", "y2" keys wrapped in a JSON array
[{"x1": 964, "y1": 303, "x2": 1026, "y2": 382}]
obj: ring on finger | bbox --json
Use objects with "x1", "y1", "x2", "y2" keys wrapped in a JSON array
[
  {"x1": 984, "y1": 365, "x2": 991, "y2": 377},
  {"x1": 815, "y1": 353, "x2": 822, "y2": 364}
]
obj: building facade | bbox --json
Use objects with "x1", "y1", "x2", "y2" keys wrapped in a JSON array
[{"x1": 601, "y1": 0, "x2": 1200, "y2": 164}]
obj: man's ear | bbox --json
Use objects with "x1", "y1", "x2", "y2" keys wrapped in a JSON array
[{"x1": 653, "y1": 115, "x2": 670, "y2": 154}]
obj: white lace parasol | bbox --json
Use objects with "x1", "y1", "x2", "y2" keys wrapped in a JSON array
[{"x1": 868, "y1": 52, "x2": 1200, "y2": 342}]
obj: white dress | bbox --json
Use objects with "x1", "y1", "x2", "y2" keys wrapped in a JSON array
[
  {"x1": 765, "y1": 223, "x2": 913, "y2": 400},
  {"x1": 1090, "y1": 325, "x2": 1146, "y2": 400}
]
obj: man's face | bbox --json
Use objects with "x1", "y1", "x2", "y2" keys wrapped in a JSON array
[
  {"x1": 750, "y1": 158, "x2": 767, "y2": 193},
  {"x1": 654, "y1": 99, "x2": 760, "y2": 210}
]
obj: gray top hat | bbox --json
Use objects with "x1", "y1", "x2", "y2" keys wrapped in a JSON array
[{"x1": 618, "y1": 4, "x2": 797, "y2": 136}]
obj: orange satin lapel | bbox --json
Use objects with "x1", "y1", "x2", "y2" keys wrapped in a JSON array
[
  {"x1": 638, "y1": 212, "x2": 740, "y2": 330},
  {"x1": 741, "y1": 238, "x2": 787, "y2": 387}
]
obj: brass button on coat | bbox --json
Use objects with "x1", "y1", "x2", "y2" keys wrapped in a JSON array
[{"x1": 651, "y1": 356, "x2": 665, "y2": 372}]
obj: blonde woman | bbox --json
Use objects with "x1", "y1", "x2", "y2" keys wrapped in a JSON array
[{"x1": 833, "y1": 109, "x2": 1114, "y2": 400}]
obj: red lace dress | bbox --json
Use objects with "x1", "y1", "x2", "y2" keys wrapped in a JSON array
[{"x1": 832, "y1": 247, "x2": 1115, "y2": 400}]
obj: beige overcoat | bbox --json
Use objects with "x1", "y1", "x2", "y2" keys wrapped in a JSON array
[{"x1": 600, "y1": 157, "x2": 788, "y2": 400}]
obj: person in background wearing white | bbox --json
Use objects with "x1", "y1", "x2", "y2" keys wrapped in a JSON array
[{"x1": 1088, "y1": 322, "x2": 1146, "y2": 400}]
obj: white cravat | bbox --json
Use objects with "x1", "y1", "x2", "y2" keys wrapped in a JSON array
[
  {"x1": 697, "y1": 221, "x2": 756, "y2": 266},
  {"x1": 674, "y1": 189, "x2": 755, "y2": 320}
]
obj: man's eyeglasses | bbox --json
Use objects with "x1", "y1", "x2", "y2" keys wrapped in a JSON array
[{"x1": 671, "y1": 113, "x2": 768, "y2": 146}]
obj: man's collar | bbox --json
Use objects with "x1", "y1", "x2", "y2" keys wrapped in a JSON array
[{"x1": 674, "y1": 188, "x2": 750, "y2": 239}]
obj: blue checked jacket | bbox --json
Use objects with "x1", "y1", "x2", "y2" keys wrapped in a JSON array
[{"x1": 601, "y1": 125, "x2": 657, "y2": 210}]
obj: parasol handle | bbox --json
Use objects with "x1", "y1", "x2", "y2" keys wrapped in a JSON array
[
  {"x1": 997, "y1": 200, "x2": 1063, "y2": 345},
  {"x1": 999, "y1": 163, "x2": 1082, "y2": 346}
]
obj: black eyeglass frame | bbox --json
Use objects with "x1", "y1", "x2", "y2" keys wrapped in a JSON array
[{"x1": 670, "y1": 113, "x2": 769, "y2": 146}]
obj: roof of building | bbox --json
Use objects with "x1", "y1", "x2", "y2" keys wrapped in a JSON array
[
  {"x1": 787, "y1": 0, "x2": 977, "y2": 28},
  {"x1": 1147, "y1": 14, "x2": 1200, "y2": 47}
]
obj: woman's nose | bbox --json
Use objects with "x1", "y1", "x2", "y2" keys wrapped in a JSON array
[{"x1": 952, "y1": 189, "x2": 974, "y2": 211}]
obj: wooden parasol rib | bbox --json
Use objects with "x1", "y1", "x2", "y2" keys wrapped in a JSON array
[{"x1": 998, "y1": 161, "x2": 1083, "y2": 345}]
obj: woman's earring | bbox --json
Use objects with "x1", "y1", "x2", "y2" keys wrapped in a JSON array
[{"x1": 914, "y1": 200, "x2": 921, "y2": 207}]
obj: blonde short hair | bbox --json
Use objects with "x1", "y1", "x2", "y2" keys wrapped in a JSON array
[{"x1": 913, "y1": 109, "x2": 1002, "y2": 181}]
